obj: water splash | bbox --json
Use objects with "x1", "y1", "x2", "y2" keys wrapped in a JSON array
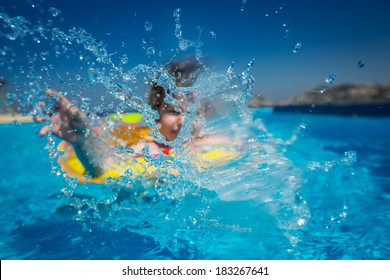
[
  {"x1": 120, "y1": 54, "x2": 128, "y2": 65},
  {"x1": 146, "y1": 47, "x2": 155, "y2": 57},
  {"x1": 292, "y1": 42, "x2": 302, "y2": 53},
  {"x1": 283, "y1": 28, "x2": 290, "y2": 40},
  {"x1": 0, "y1": 13, "x2": 45, "y2": 41},
  {"x1": 0, "y1": 5, "x2": 310, "y2": 255},
  {"x1": 48, "y1": 7, "x2": 61, "y2": 17},
  {"x1": 241, "y1": 0, "x2": 247, "y2": 14},
  {"x1": 172, "y1": 8, "x2": 203, "y2": 55},
  {"x1": 307, "y1": 150, "x2": 357, "y2": 172},
  {"x1": 325, "y1": 73, "x2": 337, "y2": 84},
  {"x1": 144, "y1": 21, "x2": 153, "y2": 31}
]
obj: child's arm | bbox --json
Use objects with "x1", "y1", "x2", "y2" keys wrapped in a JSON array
[
  {"x1": 192, "y1": 134, "x2": 242, "y2": 147},
  {"x1": 36, "y1": 89, "x2": 106, "y2": 177}
]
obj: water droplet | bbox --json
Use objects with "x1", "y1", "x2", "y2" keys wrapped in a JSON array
[
  {"x1": 61, "y1": 188, "x2": 73, "y2": 196},
  {"x1": 357, "y1": 60, "x2": 365, "y2": 68},
  {"x1": 342, "y1": 151, "x2": 357, "y2": 165},
  {"x1": 48, "y1": 7, "x2": 61, "y2": 17},
  {"x1": 292, "y1": 42, "x2": 302, "y2": 53},
  {"x1": 40, "y1": 51, "x2": 48, "y2": 60},
  {"x1": 283, "y1": 29, "x2": 290, "y2": 40},
  {"x1": 140, "y1": 39, "x2": 147, "y2": 50},
  {"x1": 325, "y1": 73, "x2": 336, "y2": 84},
  {"x1": 125, "y1": 168, "x2": 133, "y2": 177},
  {"x1": 56, "y1": 72, "x2": 65, "y2": 84},
  {"x1": 179, "y1": 40, "x2": 189, "y2": 51},
  {"x1": 146, "y1": 47, "x2": 155, "y2": 57},
  {"x1": 297, "y1": 219, "x2": 306, "y2": 226},
  {"x1": 241, "y1": 0, "x2": 247, "y2": 14},
  {"x1": 173, "y1": 8, "x2": 181, "y2": 19},
  {"x1": 121, "y1": 54, "x2": 128, "y2": 64},
  {"x1": 209, "y1": 31, "x2": 216, "y2": 39},
  {"x1": 80, "y1": 97, "x2": 91, "y2": 111},
  {"x1": 144, "y1": 21, "x2": 153, "y2": 31},
  {"x1": 115, "y1": 146, "x2": 124, "y2": 154}
]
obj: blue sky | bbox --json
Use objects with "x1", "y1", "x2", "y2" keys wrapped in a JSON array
[{"x1": 2, "y1": 0, "x2": 390, "y2": 101}]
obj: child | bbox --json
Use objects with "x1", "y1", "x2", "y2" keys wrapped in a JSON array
[{"x1": 36, "y1": 58, "x2": 239, "y2": 181}]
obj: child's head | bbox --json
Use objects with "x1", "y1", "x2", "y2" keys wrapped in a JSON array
[{"x1": 148, "y1": 58, "x2": 204, "y2": 141}]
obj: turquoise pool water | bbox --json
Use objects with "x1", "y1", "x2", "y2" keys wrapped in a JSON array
[
  {"x1": 1, "y1": 0, "x2": 390, "y2": 262},
  {"x1": 1, "y1": 109, "x2": 389, "y2": 260}
]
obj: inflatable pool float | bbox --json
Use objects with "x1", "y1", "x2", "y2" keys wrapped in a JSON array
[{"x1": 57, "y1": 113, "x2": 239, "y2": 183}]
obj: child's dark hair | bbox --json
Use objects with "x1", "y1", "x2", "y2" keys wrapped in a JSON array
[{"x1": 148, "y1": 57, "x2": 204, "y2": 111}]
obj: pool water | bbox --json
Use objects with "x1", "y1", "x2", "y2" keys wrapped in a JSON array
[{"x1": 1, "y1": 109, "x2": 389, "y2": 260}]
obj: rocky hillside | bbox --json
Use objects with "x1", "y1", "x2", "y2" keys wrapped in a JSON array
[
  {"x1": 248, "y1": 95, "x2": 274, "y2": 108},
  {"x1": 275, "y1": 83, "x2": 390, "y2": 106}
]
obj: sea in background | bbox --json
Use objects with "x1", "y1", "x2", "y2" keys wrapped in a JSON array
[{"x1": 1, "y1": 109, "x2": 389, "y2": 260}]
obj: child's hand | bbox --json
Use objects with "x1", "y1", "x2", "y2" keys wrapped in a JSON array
[{"x1": 35, "y1": 89, "x2": 88, "y2": 143}]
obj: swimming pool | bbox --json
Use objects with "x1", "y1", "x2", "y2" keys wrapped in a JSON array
[
  {"x1": 1, "y1": 0, "x2": 390, "y2": 263},
  {"x1": 1, "y1": 109, "x2": 389, "y2": 260}
]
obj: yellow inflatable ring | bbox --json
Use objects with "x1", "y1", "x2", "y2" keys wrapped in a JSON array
[{"x1": 57, "y1": 113, "x2": 239, "y2": 183}]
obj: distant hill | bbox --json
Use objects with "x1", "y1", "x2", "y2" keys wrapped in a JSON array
[
  {"x1": 248, "y1": 95, "x2": 274, "y2": 108},
  {"x1": 271, "y1": 83, "x2": 390, "y2": 117},
  {"x1": 275, "y1": 83, "x2": 390, "y2": 106}
]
